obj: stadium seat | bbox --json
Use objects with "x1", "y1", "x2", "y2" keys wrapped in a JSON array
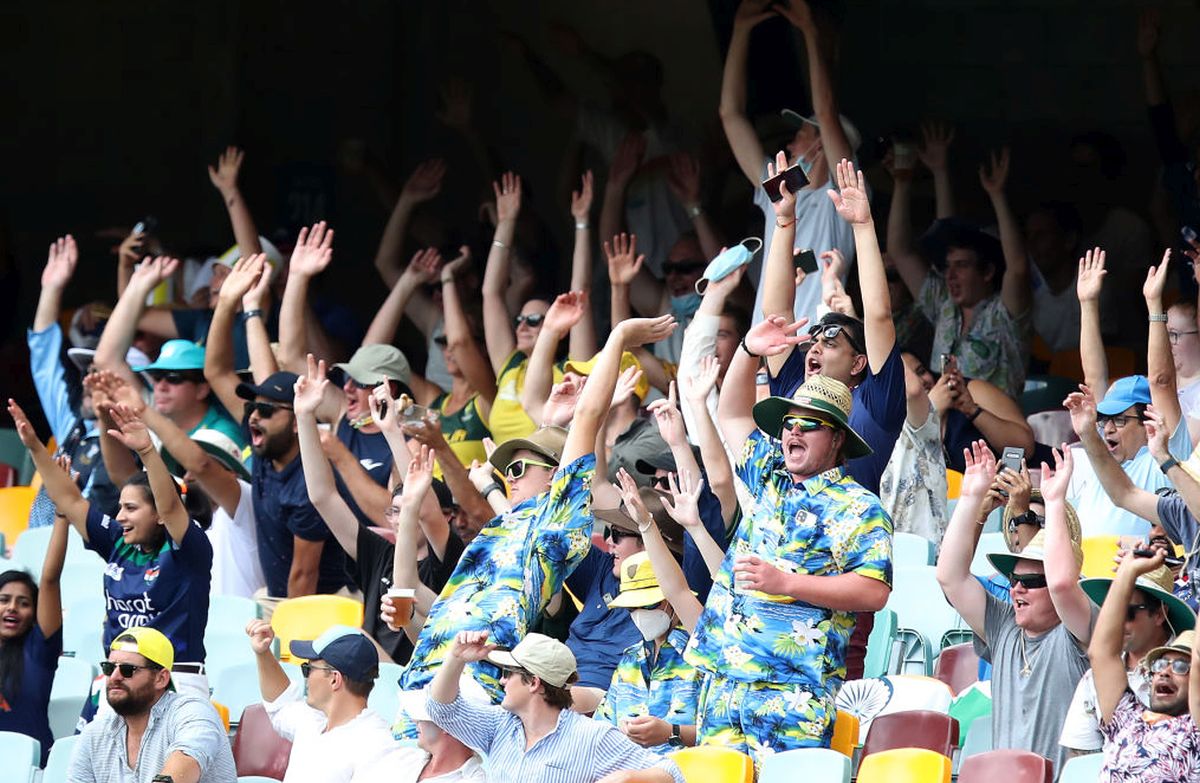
[
  {"x1": 1080, "y1": 536, "x2": 1121, "y2": 578},
  {"x1": 238, "y1": 777, "x2": 283, "y2": 783},
  {"x1": 12, "y1": 524, "x2": 97, "y2": 580},
  {"x1": 208, "y1": 594, "x2": 260, "y2": 635},
  {"x1": 271, "y1": 595, "x2": 364, "y2": 663},
  {"x1": 0, "y1": 556, "x2": 23, "y2": 573},
  {"x1": 830, "y1": 709, "x2": 859, "y2": 758},
  {"x1": 205, "y1": 629, "x2": 258, "y2": 677},
  {"x1": 212, "y1": 699, "x2": 231, "y2": 732},
  {"x1": 1059, "y1": 752, "x2": 1103, "y2": 782},
  {"x1": 670, "y1": 746, "x2": 754, "y2": 783},
  {"x1": 759, "y1": 748, "x2": 850, "y2": 783},
  {"x1": 368, "y1": 662, "x2": 405, "y2": 723},
  {"x1": 933, "y1": 643, "x2": 979, "y2": 696},
  {"x1": 969, "y1": 532, "x2": 1009, "y2": 578},
  {"x1": 232, "y1": 704, "x2": 292, "y2": 779},
  {"x1": 0, "y1": 486, "x2": 37, "y2": 548},
  {"x1": 959, "y1": 749, "x2": 1053, "y2": 783},
  {"x1": 861, "y1": 709, "x2": 959, "y2": 759},
  {"x1": 42, "y1": 733, "x2": 79, "y2": 783},
  {"x1": 885, "y1": 566, "x2": 964, "y2": 674},
  {"x1": 0, "y1": 428, "x2": 35, "y2": 485},
  {"x1": 212, "y1": 661, "x2": 263, "y2": 723},
  {"x1": 49, "y1": 655, "x2": 96, "y2": 739},
  {"x1": 946, "y1": 470, "x2": 962, "y2": 500},
  {"x1": 58, "y1": 558, "x2": 106, "y2": 600},
  {"x1": 0, "y1": 464, "x2": 16, "y2": 489},
  {"x1": 894, "y1": 532, "x2": 936, "y2": 567},
  {"x1": 863, "y1": 608, "x2": 897, "y2": 678},
  {"x1": 880, "y1": 675, "x2": 955, "y2": 716},
  {"x1": 0, "y1": 730, "x2": 40, "y2": 783},
  {"x1": 958, "y1": 710, "x2": 993, "y2": 758},
  {"x1": 62, "y1": 594, "x2": 106, "y2": 658},
  {"x1": 857, "y1": 747, "x2": 951, "y2": 783}
]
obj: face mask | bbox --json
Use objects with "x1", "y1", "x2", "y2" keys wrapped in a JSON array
[
  {"x1": 798, "y1": 155, "x2": 815, "y2": 177},
  {"x1": 696, "y1": 237, "x2": 763, "y2": 294},
  {"x1": 669, "y1": 292, "x2": 702, "y2": 320},
  {"x1": 631, "y1": 607, "x2": 672, "y2": 641}
]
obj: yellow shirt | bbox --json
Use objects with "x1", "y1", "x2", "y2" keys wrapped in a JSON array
[{"x1": 487, "y1": 351, "x2": 563, "y2": 445}]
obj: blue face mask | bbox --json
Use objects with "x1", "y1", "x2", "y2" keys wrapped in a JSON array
[
  {"x1": 696, "y1": 237, "x2": 764, "y2": 295},
  {"x1": 670, "y1": 292, "x2": 702, "y2": 319},
  {"x1": 798, "y1": 155, "x2": 815, "y2": 177}
]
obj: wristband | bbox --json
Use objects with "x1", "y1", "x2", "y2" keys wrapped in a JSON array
[
  {"x1": 740, "y1": 338, "x2": 760, "y2": 359},
  {"x1": 966, "y1": 406, "x2": 984, "y2": 423},
  {"x1": 1160, "y1": 457, "x2": 1180, "y2": 474},
  {"x1": 243, "y1": 309, "x2": 264, "y2": 321},
  {"x1": 636, "y1": 517, "x2": 653, "y2": 534},
  {"x1": 492, "y1": 239, "x2": 508, "y2": 249},
  {"x1": 776, "y1": 217, "x2": 796, "y2": 229},
  {"x1": 481, "y1": 481, "x2": 504, "y2": 499},
  {"x1": 1150, "y1": 312, "x2": 1168, "y2": 323},
  {"x1": 575, "y1": 221, "x2": 589, "y2": 230},
  {"x1": 686, "y1": 205, "x2": 703, "y2": 219},
  {"x1": 441, "y1": 276, "x2": 454, "y2": 285}
]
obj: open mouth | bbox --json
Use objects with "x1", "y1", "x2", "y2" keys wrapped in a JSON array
[
  {"x1": 806, "y1": 356, "x2": 822, "y2": 375},
  {"x1": 249, "y1": 424, "x2": 265, "y2": 448},
  {"x1": 1013, "y1": 598, "x2": 1030, "y2": 610},
  {"x1": 1154, "y1": 682, "x2": 1177, "y2": 698},
  {"x1": 1, "y1": 614, "x2": 20, "y2": 631},
  {"x1": 1104, "y1": 437, "x2": 1120, "y2": 453}
]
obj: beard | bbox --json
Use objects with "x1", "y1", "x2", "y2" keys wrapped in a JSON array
[
  {"x1": 254, "y1": 426, "x2": 296, "y2": 461},
  {"x1": 108, "y1": 682, "x2": 158, "y2": 716}
]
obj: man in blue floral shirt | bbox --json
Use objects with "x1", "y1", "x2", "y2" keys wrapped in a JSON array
[{"x1": 689, "y1": 317, "x2": 892, "y2": 765}]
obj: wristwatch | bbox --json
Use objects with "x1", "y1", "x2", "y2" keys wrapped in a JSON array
[
  {"x1": 152, "y1": 776, "x2": 175, "y2": 783},
  {"x1": 1160, "y1": 457, "x2": 1180, "y2": 474},
  {"x1": 668, "y1": 724, "x2": 684, "y2": 748}
]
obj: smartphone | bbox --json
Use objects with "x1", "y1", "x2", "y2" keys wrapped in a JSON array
[
  {"x1": 1183, "y1": 226, "x2": 1198, "y2": 244},
  {"x1": 762, "y1": 164, "x2": 810, "y2": 203},
  {"x1": 1133, "y1": 548, "x2": 1159, "y2": 558},
  {"x1": 794, "y1": 249, "x2": 819, "y2": 274},
  {"x1": 1000, "y1": 447, "x2": 1024, "y2": 475},
  {"x1": 893, "y1": 141, "x2": 916, "y2": 171},
  {"x1": 940, "y1": 353, "x2": 955, "y2": 373}
]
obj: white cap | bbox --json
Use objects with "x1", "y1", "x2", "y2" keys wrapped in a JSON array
[{"x1": 486, "y1": 633, "x2": 577, "y2": 688}]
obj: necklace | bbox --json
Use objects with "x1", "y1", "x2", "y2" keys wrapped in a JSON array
[{"x1": 1018, "y1": 631, "x2": 1040, "y2": 677}]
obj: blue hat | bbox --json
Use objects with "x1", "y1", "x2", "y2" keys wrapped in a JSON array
[
  {"x1": 1096, "y1": 375, "x2": 1151, "y2": 417},
  {"x1": 289, "y1": 625, "x2": 379, "y2": 682},
  {"x1": 236, "y1": 371, "x2": 299, "y2": 405},
  {"x1": 132, "y1": 339, "x2": 206, "y2": 373}
]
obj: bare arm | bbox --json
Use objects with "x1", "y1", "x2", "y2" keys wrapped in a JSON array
[
  {"x1": 719, "y1": 2, "x2": 775, "y2": 185},
  {"x1": 935, "y1": 441, "x2": 995, "y2": 636},
  {"x1": 322, "y1": 433, "x2": 391, "y2": 529},
  {"x1": 1039, "y1": 448, "x2": 1093, "y2": 645},
  {"x1": 680, "y1": 355, "x2": 736, "y2": 527},
  {"x1": 34, "y1": 236, "x2": 76, "y2": 332},
  {"x1": 138, "y1": 397, "x2": 242, "y2": 516},
  {"x1": 209, "y1": 255, "x2": 271, "y2": 415},
  {"x1": 37, "y1": 505, "x2": 69, "y2": 638},
  {"x1": 979, "y1": 149, "x2": 1032, "y2": 319},
  {"x1": 761, "y1": 150, "x2": 801, "y2": 377},
  {"x1": 240, "y1": 262, "x2": 279, "y2": 383},
  {"x1": 568, "y1": 171, "x2": 598, "y2": 360},
  {"x1": 782, "y1": 1, "x2": 851, "y2": 167},
  {"x1": 1076, "y1": 248, "x2": 1110, "y2": 395},
  {"x1": 962, "y1": 379, "x2": 1035, "y2": 455},
  {"x1": 918, "y1": 122, "x2": 956, "y2": 219},
  {"x1": 482, "y1": 173, "x2": 521, "y2": 374},
  {"x1": 246, "y1": 620, "x2": 290, "y2": 702},
  {"x1": 521, "y1": 293, "x2": 581, "y2": 427},
  {"x1": 373, "y1": 159, "x2": 446, "y2": 288},
  {"x1": 364, "y1": 248, "x2": 440, "y2": 348},
  {"x1": 156, "y1": 752, "x2": 202, "y2": 783},
  {"x1": 95, "y1": 257, "x2": 179, "y2": 381},
  {"x1": 107, "y1": 404, "x2": 191, "y2": 545},
  {"x1": 278, "y1": 223, "x2": 334, "y2": 374},
  {"x1": 1144, "y1": 250, "x2": 1184, "y2": 433},
  {"x1": 441, "y1": 249, "x2": 497, "y2": 411},
  {"x1": 287, "y1": 537, "x2": 323, "y2": 598},
  {"x1": 1089, "y1": 558, "x2": 1152, "y2": 723},
  {"x1": 884, "y1": 176, "x2": 929, "y2": 299},
  {"x1": 391, "y1": 446, "x2": 444, "y2": 643},
  {"x1": 207, "y1": 147, "x2": 262, "y2": 258},
  {"x1": 720, "y1": 316, "x2": 808, "y2": 447},
  {"x1": 7, "y1": 401, "x2": 90, "y2": 537}
]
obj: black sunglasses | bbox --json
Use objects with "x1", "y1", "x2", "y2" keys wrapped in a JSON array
[
  {"x1": 808, "y1": 323, "x2": 864, "y2": 354},
  {"x1": 149, "y1": 370, "x2": 203, "y2": 385},
  {"x1": 100, "y1": 660, "x2": 161, "y2": 678},
  {"x1": 514, "y1": 313, "x2": 546, "y2": 328},
  {"x1": 300, "y1": 662, "x2": 338, "y2": 678},
  {"x1": 1126, "y1": 603, "x2": 1153, "y2": 622},
  {"x1": 1009, "y1": 510, "x2": 1045, "y2": 528},
  {"x1": 663, "y1": 260, "x2": 705, "y2": 275},
  {"x1": 1008, "y1": 573, "x2": 1048, "y2": 590},
  {"x1": 605, "y1": 526, "x2": 641, "y2": 543},
  {"x1": 246, "y1": 401, "x2": 292, "y2": 419},
  {"x1": 498, "y1": 665, "x2": 530, "y2": 680},
  {"x1": 434, "y1": 335, "x2": 449, "y2": 347}
]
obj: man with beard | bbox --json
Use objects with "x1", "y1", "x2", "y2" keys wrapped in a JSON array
[
  {"x1": 68, "y1": 627, "x2": 236, "y2": 782},
  {"x1": 1089, "y1": 551, "x2": 1200, "y2": 779}
]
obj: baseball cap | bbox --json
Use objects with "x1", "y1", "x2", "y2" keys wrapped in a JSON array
[
  {"x1": 191, "y1": 428, "x2": 251, "y2": 481},
  {"x1": 110, "y1": 626, "x2": 175, "y2": 671},
  {"x1": 486, "y1": 633, "x2": 577, "y2": 689},
  {"x1": 781, "y1": 109, "x2": 862, "y2": 154},
  {"x1": 563, "y1": 351, "x2": 649, "y2": 402},
  {"x1": 236, "y1": 371, "x2": 299, "y2": 405},
  {"x1": 1096, "y1": 375, "x2": 1152, "y2": 417},
  {"x1": 333, "y1": 344, "x2": 412, "y2": 388},
  {"x1": 131, "y1": 339, "x2": 206, "y2": 373},
  {"x1": 489, "y1": 426, "x2": 568, "y2": 474},
  {"x1": 289, "y1": 625, "x2": 380, "y2": 682}
]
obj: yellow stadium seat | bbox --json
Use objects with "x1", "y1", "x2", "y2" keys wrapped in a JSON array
[
  {"x1": 211, "y1": 699, "x2": 230, "y2": 732},
  {"x1": 1080, "y1": 535, "x2": 1122, "y2": 578},
  {"x1": 830, "y1": 709, "x2": 859, "y2": 758},
  {"x1": 271, "y1": 595, "x2": 364, "y2": 662},
  {"x1": 671, "y1": 746, "x2": 754, "y2": 783},
  {"x1": 946, "y1": 470, "x2": 963, "y2": 500},
  {"x1": 857, "y1": 747, "x2": 952, "y2": 783},
  {"x1": 0, "y1": 486, "x2": 36, "y2": 549}
]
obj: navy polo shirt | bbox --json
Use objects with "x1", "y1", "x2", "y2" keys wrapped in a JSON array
[
  {"x1": 252, "y1": 454, "x2": 350, "y2": 597},
  {"x1": 335, "y1": 419, "x2": 395, "y2": 527},
  {"x1": 0, "y1": 624, "x2": 61, "y2": 765},
  {"x1": 769, "y1": 344, "x2": 906, "y2": 494},
  {"x1": 84, "y1": 506, "x2": 212, "y2": 664}
]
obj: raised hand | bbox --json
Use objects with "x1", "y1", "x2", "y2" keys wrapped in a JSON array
[
  {"x1": 683, "y1": 354, "x2": 721, "y2": 402},
  {"x1": 401, "y1": 445, "x2": 436, "y2": 506},
  {"x1": 493, "y1": 172, "x2": 522, "y2": 224},
  {"x1": 959, "y1": 439, "x2": 997, "y2": 499},
  {"x1": 436, "y1": 78, "x2": 473, "y2": 131},
  {"x1": 666, "y1": 152, "x2": 702, "y2": 208},
  {"x1": 441, "y1": 245, "x2": 472, "y2": 282},
  {"x1": 106, "y1": 403, "x2": 153, "y2": 454},
  {"x1": 368, "y1": 384, "x2": 403, "y2": 438},
  {"x1": 1039, "y1": 445, "x2": 1074, "y2": 503},
  {"x1": 53, "y1": 454, "x2": 77, "y2": 484},
  {"x1": 129, "y1": 256, "x2": 181, "y2": 294},
  {"x1": 543, "y1": 291, "x2": 587, "y2": 336},
  {"x1": 775, "y1": 0, "x2": 815, "y2": 32},
  {"x1": 615, "y1": 468, "x2": 651, "y2": 527},
  {"x1": 610, "y1": 366, "x2": 645, "y2": 411},
  {"x1": 1137, "y1": 8, "x2": 1160, "y2": 59},
  {"x1": 766, "y1": 150, "x2": 797, "y2": 219},
  {"x1": 614, "y1": 314, "x2": 677, "y2": 348},
  {"x1": 245, "y1": 619, "x2": 275, "y2": 655},
  {"x1": 733, "y1": 0, "x2": 776, "y2": 29},
  {"x1": 917, "y1": 122, "x2": 955, "y2": 172},
  {"x1": 469, "y1": 458, "x2": 498, "y2": 492},
  {"x1": 1076, "y1": 247, "x2": 1107, "y2": 303},
  {"x1": 827, "y1": 158, "x2": 871, "y2": 224},
  {"x1": 1144, "y1": 403, "x2": 1172, "y2": 462},
  {"x1": 7, "y1": 398, "x2": 42, "y2": 450},
  {"x1": 118, "y1": 230, "x2": 144, "y2": 268},
  {"x1": 604, "y1": 233, "x2": 645, "y2": 286},
  {"x1": 293, "y1": 354, "x2": 330, "y2": 418},
  {"x1": 399, "y1": 247, "x2": 444, "y2": 288},
  {"x1": 702, "y1": 260, "x2": 745, "y2": 301},
  {"x1": 1142, "y1": 248, "x2": 1172, "y2": 304},
  {"x1": 91, "y1": 369, "x2": 144, "y2": 414},
  {"x1": 661, "y1": 469, "x2": 705, "y2": 529},
  {"x1": 543, "y1": 377, "x2": 584, "y2": 428},
  {"x1": 42, "y1": 235, "x2": 78, "y2": 290},
  {"x1": 609, "y1": 133, "x2": 646, "y2": 191},
  {"x1": 571, "y1": 171, "x2": 594, "y2": 222},
  {"x1": 742, "y1": 315, "x2": 810, "y2": 357},
  {"x1": 450, "y1": 630, "x2": 496, "y2": 663},
  {"x1": 647, "y1": 381, "x2": 687, "y2": 446},
  {"x1": 242, "y1": 257, "x2": 273, "y2": 311},
  {"x1": 1063, "y1": 384, "x2": 1099, "y2": 439},
  {"x1": 217, "y1": 254, "x2": 267, "y2": 309},
  {"x1": 207, "y1": 146, "x2": 244, "y2": 195},
  {"x1": 289, "y1": 222, "x2": 334, "y2": 278},
  {"x1": 401, "y1": 159, "x2": 447, "y2": 205},
  {"x1": 978, "y1": 148, "x2": 1010, "y2": 195},
  {"x1": 994, "y1": 461, "x2": 1032, "y2": 511}
]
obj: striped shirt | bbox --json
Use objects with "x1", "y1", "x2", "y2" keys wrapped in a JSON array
[
  {"x1": 68, "y1": 690, "x2": 237, "y2": 782},
  {"x1": 426, "y1": 693, "x2": 685, "y2": 783}
]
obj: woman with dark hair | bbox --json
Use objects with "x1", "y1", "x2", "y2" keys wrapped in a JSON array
[
  {"x1": 0, "y1": 487, "x2": 67, "y2": 765},
  {"x1": 8, "y1": 397, "x2": 214, "y2": 710}
]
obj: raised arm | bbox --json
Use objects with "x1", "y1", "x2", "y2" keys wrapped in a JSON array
[
  {"x1": 761, "y1": 150, "x2": 801, "y2": 375},
  {"x1": 95, "y1": 256, "x2": 180, "y2": 380},
  {"x1": 85, "y1": 376, "x2": 138, "y2": 487},
  {"x1": 949, "y1": 375, "x2": 1035, "y2": 456},
  {"x1": 8, "y1": 400, "x2": 90, "y2": 536},
  {"x1": 522, "y1": 292, "x2": 584, "y2": 427},
  {"x1": 1090, "y1": 552, "x2": 1162, "y2": 724},
  {"x1": 934, "y1": 441, "x2": 994, "y2": 636},
  {"x1": 209, "y1": 255, "x2": 270, "y2": 413},
  {"x1": 660, "y1": 470, "x2": 726, "y2": 581},
  {"x1": 441, "y1": 247, "x2": 497, "y2": 411},
  {"x1": 780, "y1": 0, "x2": 852, "y2": 166},
  {"x1": 107, "y1": 404, "x2": 190, "y2": 544},
  {"x1": 390, "y1": 446, "x2": 443, "y2": 642},
  {"x1": 38, "y1": 463, "x2": 70, "y2": 638},
  {"x1": 1039, "y1": 447, "x2": 1094, "y2": 645},
  {"x1": 918, "y1": 122, "x2": 956, "y2": 219},
  {"x1": 277, "y1": 222, "x2": 334, "y2": 374},
  {"x1": 829, "y1": 159, "x2": 895, "y2": 372},
  {"x1": 666, "y1": 153, "x2": 723, "y2": 260},
  {"x1": 978, "y1": 149, "x2": 1032, "y2": 319},
  {"x1": 1065, "y1": 386, "x2": 1162, "y2": 522},
  {"x1": 1144, "y1": 250, "x2": 1184, "y2": 432},
  {"x1": 720, "y1": 0, "x2": 776, "y2": 184},
  {"x1": 720, "y1": 316, "x2": 808, "y2": 446},
  {"x1": 363, "y1": 247, "x2": 441, "y2": 348},
  {"x1": 680, "y1": 355, "x2": 736, "y2": 526},
  {"x1": 606, "y1": 232, "x2": 651, "y2": 327},
  {"x1": 598, "y1": 133, "x2": 644, "y2": 247},
  {"x1": 246, "y1": 620, "x2": 290, "y2": 702},
  {"x1": 885, "y1": 167, "x2": 929, "y2": 299},
  {"x1": 33, "y1": 235, "x2": 76, "y2": 333},
  {"x1": 207, "y1": 146, "x2": 262, "y2": 257},
  {"x1": 568, "y1": 171, "x2": 598, "y2": 360},
  {"x1": 1076, "y1": 248, "x2": 1110, "y2": 395},
  {"x1": 373, "y1": 159, "x2": 446, "y2": 288},
  {"x1": 481, "y1": 173, "x2": 522, "y2": 374}
]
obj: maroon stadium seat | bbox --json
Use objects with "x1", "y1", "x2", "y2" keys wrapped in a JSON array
[
  {"x1": 959, "y1": 749, "x2": 1053, "y2": 783},
  {"x1": 861, "y1": 710, "x2": 959, "y2": 758},
  {"x1": 933, "y1": 643, "x2": 979, "y2": 695},
  {"x1": 232, "y1": 703, "x2": 292, "y2": 779}
]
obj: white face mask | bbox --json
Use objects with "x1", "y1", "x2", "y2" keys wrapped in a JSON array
[{"x1": 630, "y1": 608, "x2": 672, "y2": 641}]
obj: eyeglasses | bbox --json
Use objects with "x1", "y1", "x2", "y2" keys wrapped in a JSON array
[
  {"x1": 1168, "y1": 329, "x2": 1199, "y2": 344},
  {"x1": 1126, "y1": 603, "x2": 1153, "y2": 622},
  {"x1": 300, "y1": 662, "x2": 338, "y2": 679},
  {"x1": 1010, "y1": 510, "x2": 1045, "y2": 528},
  {"x1": 780, "y1": 414, "x2": 832, "y2": 434},
  {"x1": 604, "y1": 526, "x2": 641, "y2": 544},
  {"x1": 99, "y1": 661, "x2": 161, "y2": 678},
  {"x1": 513, "y1": 313, "x2": 546, "y2": 328},
  {"x1": 1097, "y1": 414, "x2": 1143, "y2": 430},
  {"x1": 149, "y1": 371, "x2": 203, "y2": 385},
  {"x1": 505, "y1": 458, "x2": 556, "y2": 480},
  {"x1": 1150, "y1": 657, "x2": 1191, "y2": 676},
  {"x1": 807, "y1": 323, "x2": 864, "y2": 354},
  {"x1": 246, "y1": 401, "x2": 292, "y2": 419},
  {"x1": 1008, "y1": 573, "x2": 1048, "y2": 590},
  {"x1": 433, "y1": 335, "x2": 449, "y2": 347},
  {"x1": 663, "y1": 260, "x2": 704, "y2": 276}
]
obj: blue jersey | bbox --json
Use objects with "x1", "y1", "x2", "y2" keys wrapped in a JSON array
[
  {"x1": 335, "y1": 419, "x2": 394, "y2": 527},
  {"x1": 0, "y1": 624, "x2": 62, "y2": 765},
  {"x1": 85, "y1": 506, "x2": 212, "y2": 663}
]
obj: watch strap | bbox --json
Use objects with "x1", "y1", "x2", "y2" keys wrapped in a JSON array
[{"x1": 1160, "y1": 457, "x2": 1180, "y2": 474}]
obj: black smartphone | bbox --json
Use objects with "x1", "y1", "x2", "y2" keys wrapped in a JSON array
[
  {"x1": 1133, "y1": 548, "x2": 1159, "y2": 558},
  {"x1": 762, "y1": 164, "x2": 810, "y2": 203},
  {"x1": 794, "y1": 249, "x2": 818, "y2": 274},
  {"x1": 1000, "y1": 447, "x2": 1024, "y2": 475}
]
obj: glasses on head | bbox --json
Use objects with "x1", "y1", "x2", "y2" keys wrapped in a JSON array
[
  {"x1": 246, "y1": 401, "x2": 292, "y2": 419},
  {"x1": 663, "y1": 260, "x2": 705, "y2": 276},
  {"x1": 1168, "y1": 329, "x2": 1199, "y2": 344},
  {"x1": 1008, "y1": 573, "x2": 1048, "y2": 590},
  {"x1": 1150, "y1": 657, "x2": 1191, "y2": 676},
  {"x1": 300, "y1": 662, "x2": 338, "y2": 679},
  {"x1": 1126, "y1": 603, "x2": 1153, "y2": 622},
  {"x1": 149, "y1": 371, "x2": 202, "y2": 385},
  {"x1": 1096, "y1": 414, "x2": 1143, "y2": 430},
  {"x1": 780, "y1": 414, "x2": 832, "y2": 435},
  {"x1": 99, "y1": 660, "x2": 161, "y2": 678},
  {"x1": 807, "y1": 323, "x2": 864, "y2": 354},
  {"x1": 513, "y1": 313, "x2": 546, "y2": 329},
  {"x1": 505, "y1": 458, "x2": 556, "y2": 481},
  {"x1": 1009, "y1": 510, "x2": 1045, "y2": 529},
  {"x1": 604, "y1": 526, "x2": 641, "y2": 544}
]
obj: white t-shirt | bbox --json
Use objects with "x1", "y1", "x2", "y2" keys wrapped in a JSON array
[
  {"x1": 353, "y1": 747, "x2": 486, "y2": 783},
  {"x1": 263, "y1": 683, "x2": 399, "y2": 783},
  {"x1": 1029, "y1": 264, "x2": 1080, "y2": 353},
  {"x1": 1059, "y1": 663, "x2": 1150, "y2": 752},
  {"x1": 206, "y1": 478, "x2": 266, "y2": 598}
]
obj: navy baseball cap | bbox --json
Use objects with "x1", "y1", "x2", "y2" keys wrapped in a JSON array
[
  {"x1": 236, "y1": 371, "x2": 299, "y2": 405},
  {"x1": 1096, "y1": 375, "x2": 1152, "y2": 417},
  {"x1": 289, "y1": 625, "x2": 379, "y2": 682}
]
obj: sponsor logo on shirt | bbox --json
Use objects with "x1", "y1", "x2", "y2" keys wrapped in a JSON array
[
  {"x1": 144, "y1": 566, "x2": 161, "y2": 584},
  {"x1": 360, "y1": 458, "x2": 384, "y2": 472},
  {"x1": 106, "y1": 592, "x2": 158, "y2": 630},
  {"x1": 104, "y1": 562, "x2": 125, "y2": 580}
]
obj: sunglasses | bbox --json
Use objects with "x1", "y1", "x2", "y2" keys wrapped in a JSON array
[
  {"x1": 514, "y1": 313, "x2": 546, "y2": 328},
  {"x1": 300, "y1": 662, "x2": 338, "y2": 679},
  {"x1": 246, "y1": 401, "x2": 292, "y2": 419},
  {"x1": 1126, "y1": 603, "x2": 1153, "y2": 622},
  {"x1": 808, "y1": 323, "x2": 864, "y2": 354},
  {"x1": 498, "y1": 665, "x2": 530, "y2": 681},
  {"x1": 1096, "y1": 414, "x2": 1143, "y2": 429},
  {"x1": 1010, "y1": 510, "x2": 1045, "y2": 528},
  {"x1": 1008, "y1": 573, "x2": 1048, "y2": 590},
  {"x1": 663, "y1": 260, "x2": 704, "y2": 276},
  {"x1": 149, "y1": 371, "x2": 203, "y2": 385},
  {"x1": 100, "y1": 660, "x2": 161, "y2": 678},
  {"x1": 780, "y1": 414, "x2": 832, "y2": 434},
  {"x1": 604, "y1": 526, "x2": 641, "y2": 544},
  {"x1": 1150, "y1": 657, "x2": 1191, "y2": 676},
  {"x1": 434, "y1": 335, "x2": 449, "y2": 347},
  {"x1": 505, "y1": 458, "x2": 556, "y2": 480}
]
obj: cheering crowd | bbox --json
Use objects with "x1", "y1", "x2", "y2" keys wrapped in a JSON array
[{"x1": 4, "y1": 2, "x2": 1200, "y2": 781}]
